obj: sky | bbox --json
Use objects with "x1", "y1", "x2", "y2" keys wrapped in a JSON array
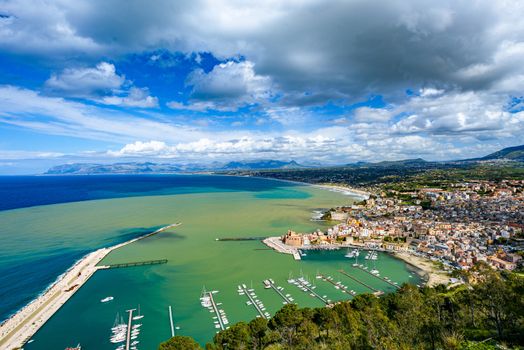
[{"x1": 1, "y1": 0, "x2": 524, "y2": 174}]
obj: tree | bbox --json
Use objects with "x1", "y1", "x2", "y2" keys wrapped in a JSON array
[
  {"x1": 159, "y1": 336, "x2": 202, "y2": 350},
  {"x1": 213, "y1": 322, "x2": 251, "y2": 349},
  {"x1": 248, "y1": 317, "x2": 268, "y2": 349}
]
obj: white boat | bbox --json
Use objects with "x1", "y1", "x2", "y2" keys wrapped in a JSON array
[
  {"x1": 101, "y1": 296, "x2": 114, "y2": 303},
  {"x1": 133, "y1": 304, "x2": 144, "y2": 320},
  {"x1": 200, "y1": 287, "x2": 212, "y2": 308}
]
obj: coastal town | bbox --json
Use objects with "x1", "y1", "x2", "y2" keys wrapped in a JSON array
[{"x1": 269, "y1": 180, "x2": 523, "y2": 280}]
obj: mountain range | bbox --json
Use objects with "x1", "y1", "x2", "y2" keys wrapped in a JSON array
[
  {"x1": 45, "y1": 160, "x2": 305, "y2": 175},
  {"x1": 45, "y1": 144, "x2": 524, "y2": 175}
]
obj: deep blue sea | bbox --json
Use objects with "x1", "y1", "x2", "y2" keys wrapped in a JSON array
[{"x1": 0, "y1": 174, "x2": 297, "y2": 211}]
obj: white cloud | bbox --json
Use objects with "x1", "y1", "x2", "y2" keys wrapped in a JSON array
[
  {"x1": 45, "y1": 62, "x2": 124, "y2": 97},
  {"x1": 102, "y1": 87, "x2": 158, "y2": 108},
  {"x1": 353, "y1": 107, "x2": 393, "y2": 122},
  {"x1": 168, "y1": 60, "x2": 272, "y2": 111},
  {"x1": 45, "y1": 62, "x2": 158, "y2": 107},
  {"x1": 0, "y1": 85, "x2": 200, "y2": 143},
  {"x1": 390, "y1": 90, "x2": 518, "y2": 136}
]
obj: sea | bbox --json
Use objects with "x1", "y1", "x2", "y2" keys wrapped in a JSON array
[{"x1": 0, "y1": 175, "x2": 421, "y2": 349}]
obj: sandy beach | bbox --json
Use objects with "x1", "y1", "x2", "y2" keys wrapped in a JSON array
[
  {"x1": 312, "y1": 183, "x2": 370, "y2": 200},
  {"x1": 392, "y1": 252, "x2": 450, "y2": 287},
  {"x1": 0, "y1": 222, "x2": 181, "y2": 350}
]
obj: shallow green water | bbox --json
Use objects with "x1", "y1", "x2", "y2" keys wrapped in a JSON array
[{"x1": 9, "y1": 185, "x2": 420, "y2": 349}]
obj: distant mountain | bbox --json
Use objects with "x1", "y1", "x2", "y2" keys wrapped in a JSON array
[
  {"x1": 476, "y1": 144, "x2": 524, "y2": 162},
  {"x1": 45, "y1": 162, "x2": 183, "y2": 175},
  {"x1": 221, "y1": 160, "x2": 303, "y2": 170},
  {"x1": 45, "y1": 159, "x2": 305, "y2": 174},
  {"x1": 370, "y1": 158, "x2": 430, "y2": 167}
]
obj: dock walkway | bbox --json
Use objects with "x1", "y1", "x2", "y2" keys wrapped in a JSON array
[
  {"x1": 104, "y1": 259, "x2": 168, "y2": 269},
  {"x1": 289, "y1": 277, "x2": 329, "y2": 305},
  {"x1": 338, "y1": 269, "x2": 383, "y2": 296},
  {"x1": 238, "y1": 285, "x2": 269, "y2": 319},
  {"x1": 266, "y1": 280, "x2": 293, "y2": 304},
  {"x1": 353, "y1": 265, "x2": 400, "y2": 289},
  {"x1": 317, "y1": 274, "x2": 354, "y2": 297}
]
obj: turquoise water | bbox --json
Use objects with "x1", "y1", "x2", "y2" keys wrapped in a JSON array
[{"x1": 0, "y1": 176, "x2": 420, "y2": 349}]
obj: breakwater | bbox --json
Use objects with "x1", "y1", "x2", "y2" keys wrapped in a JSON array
[{"x1": 0, "y1": 223, "x2": 181, "y2": 349}]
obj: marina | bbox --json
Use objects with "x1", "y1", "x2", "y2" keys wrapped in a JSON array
[
  {"x1": 316, "y1": 274, "x2": 356, "y2": 297},
  {"x1": 353, "y1": 265, "x2": 401, "y2": 289},
  {"x1": 200, "y1": 289, "x2": 229, "y2": 331},
  {"x1": 237, "y1": 284, "x2": 270, "y2": 319},
  {"x1": 1, "y1": 179, "x2": 421, "y2": 349},
  {"x1": 263, "y1": 279, "x2": 294, "y2": 304},
  {"x1": 338, "y1": 269, "x2": 383, "y2": 295},
  {"x1": 287, "y1": 276, "x2": 330, "y2": 305}
]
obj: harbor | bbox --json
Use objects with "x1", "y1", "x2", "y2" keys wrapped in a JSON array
[
  {"x1": 200, "y1": 290, "x2": 229, "y2": 332},
  {"x1": 287, "y1": 276, "x2": 330, "y2": 305},
  {"x1": 338, "y1": 269, "x2": 383, "y2": 295},
  {"x1": 0, "y1": 223, "x2": 181, "y2": 350},
  {"x1": 237, "y1": 284, "x2": 270, "y2": 319},
  {"x1": 3, "y1": 185, "x2": 421, "y2": 349},
  {"x1": 353, "y1": 265, "x2": 401, "y2": 289},
  {"x1": 316, "y1": 274, "x2": 356, "y2": 297},
  {"x1": 264, "y1": 279, "x2": 294, "y2": 304}
]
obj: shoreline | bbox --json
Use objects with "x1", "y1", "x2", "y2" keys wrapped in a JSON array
[
  {"x1": 390, "y1": 251, "x2": 450, "y2": 287},
  {"x1": 262, "y1": 237, "x2": 449, "y2": 287},
  {"x1": 0, "y1": 222, "x2": 181, "y2": 349},
  {"x1": 233, "y1": 174, "x2": 371, "y2": 199}
]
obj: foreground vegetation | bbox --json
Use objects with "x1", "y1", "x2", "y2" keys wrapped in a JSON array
[{"x1": 159, "y1": 267, "x2": 523, "y2": 349}]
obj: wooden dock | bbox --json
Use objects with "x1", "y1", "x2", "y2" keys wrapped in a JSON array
[
  {"x1": 216, "y1": 237, "x2": 266, "y2": 241},
  {"x1": 353, "y1": 265, "x2": 400, "y2": 289},
  {"x1": 317, "y1": 274, "x2": 354, "y2": 297},
  {"x1": 289, "y1": 277, "x2": 329, "y2": 305},
  {"x1": 105, "y1": 259, "x2": 168, "y2": 269},
  {"x1": 338, "y1": 269, "x2": 383, "y2": 295},
  {"x1": 266, "y1": 280, "x2": 293, "y2": 304},
  {"x1": 238, "y1": 285, "x2": 269, "y2": 319}
]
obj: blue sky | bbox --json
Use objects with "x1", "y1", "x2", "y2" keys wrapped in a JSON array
[{"x1": 0, "y1": 0, "x2": 524, "y2": 174}]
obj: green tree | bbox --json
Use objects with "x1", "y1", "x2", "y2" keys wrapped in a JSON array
[{"x1": 159, "y1": 335, "x2": 202, "y2": 350}]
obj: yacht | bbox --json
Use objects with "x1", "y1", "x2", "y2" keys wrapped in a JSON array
[
  {"x1": 132, "y1": 304, "x2": 144, "y2": 320},
  {"x1": 65, "y1": 345, "x2": 81, "y2": 350},
  {"x1": 200, "y1": 287, "x2": 212, "y2": 308},
  {"x1": 100, "y1": 296, "x2": 114, "y2": 303}
]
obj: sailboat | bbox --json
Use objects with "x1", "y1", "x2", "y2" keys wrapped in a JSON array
[
  {"x1": 132, "y1": 304, "x2": 144, "y2": 320},
  {"x1": 200, "y1": 286, "x2": 212, "y2": 308}
]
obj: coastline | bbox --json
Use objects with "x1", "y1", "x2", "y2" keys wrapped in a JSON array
[
  {"x1": 390, "y1": 251, "x2": 450, "y2": 287},
  {"x1": 232, "y1": 174, "x2": 371, "y2": 200},
  {"x1": 0, "y1": 222, "x2": 181, "y2": 349},
  {"x1": 262, "y1": 237, "x2": 449, "y2": 287}
]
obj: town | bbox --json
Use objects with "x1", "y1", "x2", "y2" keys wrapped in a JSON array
[{"x1": 279, "y1": 180, "x2": 524, "y2": 272}]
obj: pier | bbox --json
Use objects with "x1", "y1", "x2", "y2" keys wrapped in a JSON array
[
  {"x1": 238, "y1": 284, "x2": 270, "y2": 319},
  {"x1": 125, "y1": 308, "x2": 136, "y2": 350},
  {"x1": 317, "y1": 274, "x2": 355, "y2": 297},
  {"x1": 338, "y1": 269, "x2": 383, "y2": 295},
  {"x1": 353, "y1": 265, "x2": 400, "y2": 289},
  {"x1": 0, "y1": 222, "x2": 182, "y2": 350},
  {"x1": 288, "y1": 277, "x2": 329, "y2": 305},
  {"x1": 265, "y1": 279, "x2": 293, "y2": 304},
  {"x1": 168, "y1": 306, "x2": 175, "y2": 337},
  {"x1": 105, "y1": 259, "x2": 168, "y2": 269},
  {"x1": 216, "y1": 237, "x2": 266, "y2": 241},
  {"x1": 263, "y1": 237, "x2": 301, "y2": 260},
  {"x1": 207, "y1": 291, "x2": 226, "y2": 331}
]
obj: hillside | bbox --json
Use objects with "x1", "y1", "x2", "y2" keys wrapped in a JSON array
[{"x1": 478, "y1": 144, "x2": 524, "y2": 161}]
